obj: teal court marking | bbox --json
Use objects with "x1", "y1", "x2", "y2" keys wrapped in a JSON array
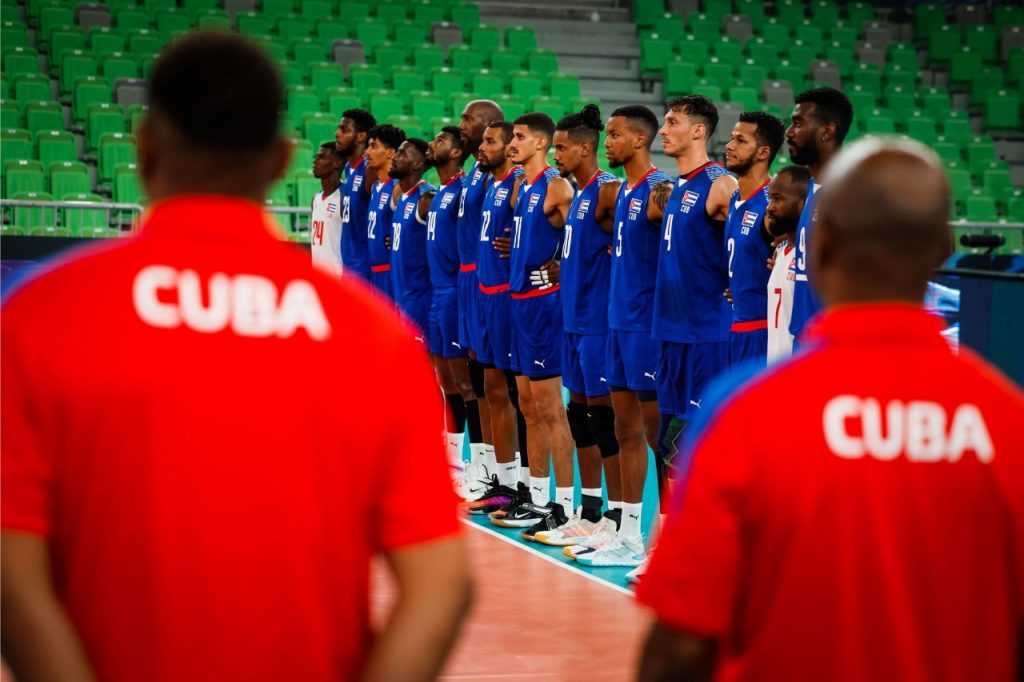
[{"x1": 460, "y1": 448, "x2": 663, "y2": 592}]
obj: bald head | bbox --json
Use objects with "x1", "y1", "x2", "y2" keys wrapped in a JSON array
[
  {"x1": 459, "y1": 99, "x2": 504, "y2": 157},
  {"x1": 812, "y1": 138, "x2": 952, "y2": 307}
]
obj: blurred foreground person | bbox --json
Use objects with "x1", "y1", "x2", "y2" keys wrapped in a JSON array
[
  {"x1": 1, "y1": 33, "x2": 471, "y2": 682},
  {"x1": 637, "y1": 138, "x2": 1024, "y2": 682}
]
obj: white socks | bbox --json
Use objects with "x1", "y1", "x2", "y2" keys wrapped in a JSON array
[
  {"x1": 446, "y1": 431, "x2": 466, "y2": 471},
  {"x1": 497, "y1": 460, "x2": 518, "y2": 488},
  {"x1": 530, "y1": 476, "x2": 550, "y2": 506},
  {"x1": 555, "y1": 486, "x2": 573, "y2": 511},
  {"x1": 518, "y1": 453, "x2": 530, "y2": 486},
  {"x1": 621, "y1": 502, "x2": 643, "y2": 539},
  {"x1": 469, "y1": 442, "x2": 494, "y2": 476}
]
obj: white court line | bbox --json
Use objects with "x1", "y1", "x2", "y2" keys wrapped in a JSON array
[{"x1": 461, "y1": 518, "x2": 634, "y2": 597}]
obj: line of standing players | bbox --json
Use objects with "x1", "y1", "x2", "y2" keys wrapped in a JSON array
[{"x1": 308, "y1": 86, "x2": 854, "y2": 581}]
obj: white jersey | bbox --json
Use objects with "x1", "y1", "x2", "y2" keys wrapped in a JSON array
[
  {"x1": 767, "y1": 241, "x2": 796, "y2": 361},
  {"x1": 310, "y1": 186, "x2": 344, "y2": 277}
]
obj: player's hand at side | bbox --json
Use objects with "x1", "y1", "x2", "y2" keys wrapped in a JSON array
[
  {"x1": 723, "y1": 286, "x2": 733, "y2": 304},
  {"x1": 530, "y1": 259, "x2": 560, "y2": 290},
  {"x1": 766, "y1": 235, "x2": 785, "y2": 270},
  {"x1": 384, "y1": 234, "x2": 392, "y2": 251},
  {"x1": 493, "y1": 227, "x2": 511, "y2": 259}
]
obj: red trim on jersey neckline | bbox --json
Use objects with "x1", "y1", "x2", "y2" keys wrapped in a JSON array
[
  {"x1": 783, "y1": 243, "x2": 795, "y2": 255},
  {"x1": 493, "y1": 165, "x2": 519, "y2": 184},
  {"x1": 371, "y1": 264, "x2": 391, "y2": 273},
  {"x1": 579, "y1": 169, "x2": 604, "y2": 192},
  {"x1": 528, "y1": 165, "x2": 554, "y2": 185},
  {"x1": 731, "y1": 319, "x2": 768, "y2": 332},
  {"x1": 742, "y1": 177, "x2": 771, "y2": 202},
  {"x1": 478, "y1": 282, "x2": 510, "y2": 295},
  {"x1": 627, "y1": 166, "x2": 659, "y2": 190},
  {"x1": 459, "y1": 263, "x2": 477, "y2": 272},
  {"x1": 511, "y1": 285, "x2": 560, "y2": 299},
  {"x1": 400, "y1": 179, "x2": 427, "y2": 200},
  {"x1": 680, "y1": 160, "x2": 719, "y2": 182},
  {"x1": 443, "y1": 171, "x2": 465, "y2": 187}
]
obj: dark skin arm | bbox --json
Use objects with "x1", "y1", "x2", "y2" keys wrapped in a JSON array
[
  {"x1": 637, "y1": 622, "x2": 718, "y2": 682},
  {"x1": 417, "y1": 191, "x2": 435, "y2": 222},
  {"x1": 533, "y1": 179, "x2": 623, "y2": 285},
  {"x1": 1, "y1": 532, "x2": 97, "y2": 682},
  {"x1": 493, "y1": 175, "x2": 527, "y2": 258},
  {"x1": 647, "y1": 181, "x2": 675, "y2": 224}
]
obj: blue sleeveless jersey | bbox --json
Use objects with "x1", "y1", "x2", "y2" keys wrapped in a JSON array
[
  {"x1": 790, "y1": 181, "x2": 822, "y2": 338},
  {"x1": 653, "y1": 162, "x2": 733, "y2": 343},
  {"x1": 608, "y1": 167, "x2": 672, "y2": 332},
  {"x1": 367, "y1": 178, "x2": 396, "y2": 268},
  {"x1": 476, "y1": 166, "x2": 523, "y2": 289},
  {"x1": 561, "y1": 170, "x2": 618, "y2": 334},
  {"x1": 391, "y1": 180, "x2": 436, "y2": 309},
  {"x1": 426, "y1": 172, "x2": 465, "y2": 290},
  {"x1": 457, "y1": 162, "x2": 489, "y2": 267},
  {"x1": 724, "y1": 179, "x2": 773, "y2": 324},
  {"x1": 340, "y1": 155, "x2": 371, "y2": 279},
  {"x1": 510, "y1": 166, "x2": 564, "y2": 294}
]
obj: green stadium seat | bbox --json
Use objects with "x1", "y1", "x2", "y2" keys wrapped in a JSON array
[
  {"x1": 928, "y1": 25, "x2": 961, "y2": 64},
  {"x1": 448, "y1": 44, "x2": 486, "y2": 74},
  {"x1": 548, "y1": 73, "x2": 580, "y2": 101},
  {"x1": 735, "y1": 0, "x2": 766, "y2": 24},
  {"x1": 632, "y1": 0, "x2": 664, "y2": 29},
  {"x1": 845, "y1": 2, "x2": 873, "y2": 25},
  {"x1": 264, "y1": 196, "x2": 291, "y2": 234},
  {"x1": 528, "y1": 49, "x2": 559, "y2": 77},
  {"x1": 920, "y1": 86, "x2": 951, "y2": 120},
  {"x1": 775, "y1": 0, "x2": 806, "y2": 29},
  {"x1": 144, "y1": 0, "x2": 178, "y2": 12},
  {"x1": 785, "y1": 41, "x2": 816, "y2": 70},
  {"x1": 372, "y1": 42, "x2": 407, "y2": 72},
  {"x1": 354, "y1": 19, "x2": 388, "y2": 51},
  {"x1": 183, "y1": 0, "x2": 219, "y2": 10},
  {"x1": 4, "y1": 159, "x2": 45, "y2": 197},
  {"x1": 728, "y1": 86, "x2": 759, "y2": 110},
  {"x1": 63, "y1": 193, "x2": 112, "y2": 237},
  {"x1": 508, "y1": 70, "x2": 542, "y2": 101},
  {"x1": 318, "y1": 18, "x2": 351, "y2": 43},
  {"x1": 288, "y1": 137, "x2": 313, "y2": 181},
  {"x1": 663, "y1": 58, "x2": 698, "y2": 97},
  {"x1": 87, "y1": 102, "x2": 126, "y2": 152},
  {"x1": 505, "y1": 26, "x2": 537, "y2": 55},
  {"x1": 746, "y1": 37, "x2": 779, "y2": 65},
  {"x1": 156, "y1": 8, "x2": 192, "y2": 41},
  {"x1": 390, "y1": 65, "x2": 426, "y2": 92},
  {"x1": 760, "y1": 19, "x2": 790, "y2": 50},
  {"x1": 2, "y1": 128, "x2": 33, "y2": 162},
  {"x1": 931, "y1": 138, "x2": 960, "y2": 165},
  {"x1": 38, "y1": 5, "x2": 73, "y2": 45},
  {"x1": 49, "y1": 160, "x2": 90, "y2": 196},
  {"x1": 325, "y1": 87, "x2": 362, "y2": 118},
  {"x1": 98, "y1": 131, "x2": 135, "y2": 184},
  {"x1": 301, "y1": 0, "x2": 330, "y2": 20},
  {"x1": 970, "y1": 66, "x2": 1003, "y2": 107},
  {"x1": 983, "y1": 166, "x2": 1012, "y2": 200},
  {"x1": 349, "y1": 63, "x2": 385, "y2": 95},
  {"x1": 60, "y1": 50, "x2": 99, "y2": 96},
  {"x1": 986, "y1": 90, "x2": 1021, "y2": 130},
  {"x1": 862, "y1": 108, "x2": 895, "y2": 135},
  {"x1": 884, "y1": 85, "x2": 916, "y2": 124},
  {"x1": 431, "y1": 67, "x2": 464, "y2": 94},
  {"x1": 795, "y1": 23, "x2": 825, "y2": 53},
  {"x1": 293, "y1": 168, "x2": 320, "y2": 216},
  {"x1": 10, "y1": 191, "x2": 55, "y2": 234},
  {"x1": 14, "y1": 73, "x2": 53, "y2": 103},
  {"x1": 467, "y1": 68, "x2": 502, "y2": 98},
  {"x1": 827, "y1": 22, "x2": 857, "y2": 47},
  {"x1": 73, "y1": 77, "x2": 112, "y2": 124},
  {"x1": 286, "y1": 85, "x2": 321, "y2": 131},
  {"x1": 995, "y1": 5, "x2": 1024, "y2": 30},
  {"x1": 116, "y1": 9, "x2": 152, "y2": 32},
  {"x1": 236, "y1": 12, "x2": 271, "y2": 37},
  {"x1": 1007, "y1": 196, "x2": 1024, "y2": 223},
  {"x1": 914, "y1": 3, "x2": 945, "y2": 42},
  {"x1": 530, "y1": 95, "x2": 565, "y2": 121},
  {"x1": 712, "y1": 36, "x2": 744, "y2": 66},
  {"x1": 946, "y1": 166, "x2": 971, "y2": 213},
  {"x1": 824, "y1": 42, "x2": 854, "y2": 75},
  {"x1": 3, "y1": 47, "x2": 42, "y2": 77},
  {"x1": 413, "y1": 1, "x2": 446, "y2": 26},
  {"x1": 278, "y1": 15, "x2": 313, "y2": 43},
  {"x1": 772, "y1": 60, "x2": 805, "y2": 91},
  {"x1": 449, "y1": 92, "x2": 475, "y2": 118},
  {"x1": 471, "y1": 24, "x2": 501, "y2": 52},
  {"x1": 411, "y1": 91, "x2": 446, "y2": 121},
  {"x1": 809, "y1": 0, "x2": 840, "y2": 28},
  {"x1": 692, "y1": 82, "x2": 722, "y2": 101},
  {"x1": 253, "y1": 37, "x2": 287, "y2": 62},
  {"x1": 393, "y1": 20, "x2": 428, "y2": 45},
  {"x1": 101, "y1": 52, "x2": 141, "y2": 83},
  {"x1": 653, "y1": 12, "x2": 687, "y2": 41},
  {"x1": 846, "y1": 84, "x2": 877, "y2": 112},
  {"x1": 967, "y1": 137, "x2": 997, "y2": 176},
  {"x1": 688, "y1": 13, "x2": 717, "y2": 38},
  {"x1": 1, "y1": 25, "x2": 30, "y2": 49},
  {"x1": 449, "y1": 2, "x2": 481, "y2": 30},
  {"x1": 1, "y1": 74, "x2": 9, "y2": 100},
  {"x1": 309, "y1": 61, "x2": 344, "y2": 94},
  {"x1": 303, "y1": 111, "x2": 336, "y2": 146},
  {"x1": 50, "y1": 28, "x2": 88, "y2": 67},
  {"x1": 387, "y1": 114, "x2": 424, "y2": 139},
  {"x1": 376, "y1": 1, "x2": 408, "y2": 25},
  {"x1": 413, "y1": 43, "x2": 445, "y2": 76},
  {"x1": 941, "y1": 115, "x2": 973, "y2": 146},
  {"x1": 704, "y1": 0, "x2": 733, "y2": 24},
  {"x1": 738, "y1": 61, "x2": 768, "y2": 89},
  {"x1": 965, "y1": 193, "x2": 998, "y2": 223},
  {"x1": 277, "y1": 60, "x2": 304, "y2": 89},
  {"x1": 703, "y1": 58, "x2": 734, "y2": 84},
  {"x1": 489, "y1": 48, "x2": 522, "y2": 74},
  {"x1": 640, "y1": 34, "x2": 674, "y2": 75},
  {"x1": 1, "y1": 100, "x2": 22, "y2": 129},
  {"x1": 679, "y1": 35, "x2": 711, "y2": 64},
  {"x1": 128, "y1": 30, "x2": 162, "y2": 59},
  {"x1": 36, "y1": 129, "x2": 76, "y2": 168},
  {"x1": 850, "y1": 62, "x2": 882, "y2": 96},
  {"x1": 113, "y1": 162, "x2": 143, "y2": 206},
  {"x1": 127, "y1": 104, "x2": 147, "y2": 133},
  {"x1": 904, "y1": 112, "x2": 936, "y2": 145},
  {"x1": 494, "y1": 93, "x2": 524, "y2": 120},
  {"x1": 195, "y1": 9, "x2": 231, "y2": 30},
  {"x1": 369, "y1": 89, "x2": 404, "y2": 120},
  {"x1": 965, "y1": 24, "x2": 998, "y2": 63}
]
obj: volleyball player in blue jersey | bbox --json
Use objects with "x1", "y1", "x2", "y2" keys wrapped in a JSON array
[
  {"x1": 334, "y1": 108, "x2": 376, "y2": 281},
  {"x1": 785, "y1": 88, "x2": 854, "y2": 347},
  {"x1": 389, "y1": 139, "x2": 436, "y2": 341},
  {"x1": 723, "y1": 111, "x2": 786, "y2": 366},
  {"x1": 364, "y1": 124, "x2": 404, "y2": 299}
]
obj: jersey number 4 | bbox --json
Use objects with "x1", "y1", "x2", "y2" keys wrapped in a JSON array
[{"x1": 312, "y1": 219, "x2": 325, "y2": 245}]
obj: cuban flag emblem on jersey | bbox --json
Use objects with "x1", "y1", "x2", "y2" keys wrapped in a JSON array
[
  {"x1": 628, "y1": 197, "x2": 643, "y2": 214},
  {"x1": 404, "y1": 203, "x2": 415, "y2": 219},
  {"x1": 440, "y1": 191, "x2": 455, "y2": 209},
  {"x1": 681, "y1": 190, "x2": 699, "y2": 207},
  {"x1": 326, "y1": 202, "x2": 337, "y2": 215},
  {"x1": 742, "y1": 211, "x2": 758, "y2": 229},
  {"x1": 353, "y1": 176, "x2": 363, "y2": 190},
  {"x1": 528, "y1": 193, "x2": 541, "y2": 212},
  {"x1": 577, "y1": 199, "x2": 591, "y2": 219},
  {"x1": 379, "y1": 193, "x2": 390, "y2": 209},
  {"x1": 496, "y1": 188, "x2": 509, "y2": 205}
]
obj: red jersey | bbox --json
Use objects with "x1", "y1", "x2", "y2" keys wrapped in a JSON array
[
  {"x1": 1, "y1": 196, "x2": 461, "y2": 682},
  {"x1": 638, "y1": 304, "x2": 1024, "y2": 682}
]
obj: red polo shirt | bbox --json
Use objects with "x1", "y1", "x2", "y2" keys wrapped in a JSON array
[
  {"x1": 638, "y1": 304, "x2": 1024, "y2": 682},
  {"x1": 2, "y1": 196, "x2": 461, "y2": 682}
]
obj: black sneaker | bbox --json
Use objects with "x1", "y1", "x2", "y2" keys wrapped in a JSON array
[
  {"x1": 520, "y1": 502, "x2": 569, "y2": 541},
  {"x1": 491, "y1": 499, "x2": 553, "y2": 528},
  {"x1": 462, "y1": 476, "x2": 520, "y2": 516}
]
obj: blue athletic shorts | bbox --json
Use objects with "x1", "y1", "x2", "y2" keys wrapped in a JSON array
[
  {"x1": 658, "y1": 341, "x2": 729, "y2": 421},
  {"x1": 457, "y1": 268, "x2": 476, "y2": 352},
  {"x1": 476, "y1": 288, "x2": 516, "y2": 371},
  {"x1": 397, "y1": 291, "x2": 431, "y2": 345},
  {"x1": 729, "y1": 328, "x2": 768, "y2": 366},
  {"x1": 429, "y1": 286, "x2": 467, "y2": 358},
  {"x1": 510, "y1": 292, "x2": 562, "y2": 379},
  {"x1": 605, "y1": 329, "x2": 661, "y2": 392},
  {"x1": 563, "y1": 331, "x2": 610, "y2": 397},
  {"x1": 369, "y1": 267, "x2": 393, "y2": 300}
]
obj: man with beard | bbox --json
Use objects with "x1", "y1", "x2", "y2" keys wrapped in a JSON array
[
  {"x1": 309, "y1": 141, "x2": 346, "y2": 276},
  {"x1": 455, "y1": 100, "x2": 504, "y2": 498},
  {"x1": 765, "y1": 165, "x2": 811, "y2": 361},
  {"x1": 532, "y1": 105, "x2": 625, "y2": 548},
  {"x1": 785, "y1": 87, "x2": 854, "y2": 347},
  {"x1": 722, "y1": 111, "x2": 785, "y2": 365},
  {"x1": 334, "y1": 108, "x2": 377, "y2": 282},
  {"x1": 389, "y1": 138, "x2": 436, "y2": 341},
  {"x1": 425, "y1": 126, "x2": 477, "y2": 488},
  {"x1": 364, "y1": 124, "x2": 405, "y2": 299}
]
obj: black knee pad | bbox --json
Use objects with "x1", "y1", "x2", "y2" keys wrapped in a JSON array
[
  {"x1": 469, "y1": 359, "x2": 486, "y2": 397},
  {"x1": 567, "y1": 401, "x2": 596, "y2": 448},
  {"x1": 587, "y1": 404, "x2": 619, "y2": 458}
]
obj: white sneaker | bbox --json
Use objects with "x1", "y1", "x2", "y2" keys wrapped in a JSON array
[
  {"x1": 562, "y1": 516, "x2": 619, "y2": 560},
  {"x1": 465, "y1": 461, "x2": 491, "y2": 499},
  {"x1": 576, "y1": 534, "x2": 646, "y2": 568},
  {"x1": 625, "y1": 557, "x2": 649, "y2": 584},
  {"x1": 535, "y1": 507, "x2": 599, "y2": 546}
]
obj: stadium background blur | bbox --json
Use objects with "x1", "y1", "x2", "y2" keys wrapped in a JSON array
[{"x1": 1, "y1": 0, "x2": 1022, "y2": 381}]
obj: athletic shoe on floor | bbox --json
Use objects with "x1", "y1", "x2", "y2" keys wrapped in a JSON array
[
  {"x1": 465, "y1": 462, "x2": 492, "y2": 499},
  {"x1": 488, "y1": 482, "x2": 528, "y2": 518},
  {"x1": 625, "y1": 557, "x2": 648, "y2": 584},
  {"x1": 520, "y1": 502, "x2": 569, "y2": 541},
  {"x1": 576, "y1": 534, "x2": 647, "y2": 568},
  {"x1": 534, "y1": 507, "x2": 601, "y2": 546},
  {"x1": 490, "y1": 500, "x2": 552, "y2": 528},
  {"x1": 562, "y1": 516, "x2": 619, "y2": 560},
  {"x1": 462, "y1": 476, "x2": 519, "y2": 515}
]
